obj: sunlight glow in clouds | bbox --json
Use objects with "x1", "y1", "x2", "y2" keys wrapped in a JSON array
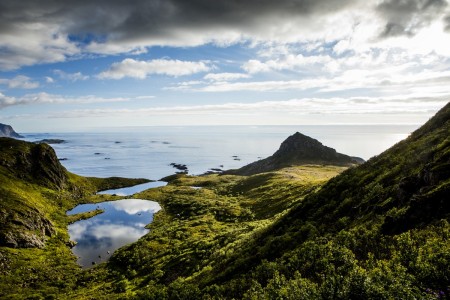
[{"x1": 0, "y1": 0, "x2": 449, "y2": 130}]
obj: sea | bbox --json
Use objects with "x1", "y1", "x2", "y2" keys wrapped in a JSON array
[{"x1": 22, "y1": 125, "x2": 418, "y2": 180}]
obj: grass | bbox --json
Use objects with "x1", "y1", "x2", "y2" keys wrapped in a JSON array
[
  {"x1": 0, "y1": 137, "x2": 155, "y2": 299},
  {"x1": 1, "y1": 102, "x2": 449, "y2": 299}
]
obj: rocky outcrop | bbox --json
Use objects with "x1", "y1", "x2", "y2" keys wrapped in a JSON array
[
  {"x1": 226, "y1": 132, "x2": 364, "y2": 176},
  {"x1": 0, "y1": 137, "x2": 68, "y2": 189},
  {"x1": 0, "y1": 123, "x2": 23, "y2": 138},
  {"x1": 0, "y1": 207, "x2": 54, "y2": 248}
]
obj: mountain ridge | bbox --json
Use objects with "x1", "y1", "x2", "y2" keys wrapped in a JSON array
[{"x1": 226, "y1": 131, "x2": 364, "y2": 175}]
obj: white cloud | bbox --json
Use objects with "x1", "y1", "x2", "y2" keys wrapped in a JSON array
[
  {"x1": 241, "y1": 60, "x2": 271, "y2": 74},
  {"x1": 204, "y1": 72, "x2": 250, "y2": 82},
  {"x1": 97, "y1": 58, "x2": 212, "y2": 80},
  {"x1": 242, "y1": 54, "x2": 333, "y2": 74},
  {"x1": 45, "y1": 76, "x2": 55, "y2": 83},
  {"x1": 0, "y1": 75, "x2": 39, "y2": 89},
  {"x1": 0, "y1": 92, "x2": 129, "y2": 109},
  {"x1": 91, "y1": 224, "x2": 147, "y2": 241},
  {"x1": 198, "y1": 79, "x2": 323, "y2": 92},
  {"x1": 35, "y1": 96, "x2": 449, "y2": 120},
  {"x1": 110, "y1": 199, "x2": 161, "y2": 215},
  {"x1": 0, "y1": 23, "x2": 79, "y2": 70},
  {"x1": 54, "y1": 70, "x2": 89, "y2": 81},
  {"x1": 68, "y1": 221, "x2": 89, "y2": 241},
  {"x1": 0, "y1": 1, "x2": 449, "y2": 71}
]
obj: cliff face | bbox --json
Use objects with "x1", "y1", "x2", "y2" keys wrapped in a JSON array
[
  {"x1": 0, "y1": 138, "x2": 68, "y2": 189},
  {"x1": 0, "y1": 138, "x2": 69, "y2": 249},
  {"x1": 0, "y1": 123, "x2": 23, "y2": 138},
  {"x1": 227, "y1": 132, "x2": 363, "y2": 176}
]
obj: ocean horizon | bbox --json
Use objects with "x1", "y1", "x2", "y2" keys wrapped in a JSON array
[{"x1": 22, "y1": 125, "x2": 419, "y2": 180}]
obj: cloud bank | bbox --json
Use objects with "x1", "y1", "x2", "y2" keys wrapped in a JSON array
[
  {"x1": 0, "y1": 92, "x2": 129, "y2": 109},
  {"x1": 1, "y1": 0, "x2": 449, "y2": 70},
  {"x1": 0, "y1": 75, "x2": 39, "y2": 89}
]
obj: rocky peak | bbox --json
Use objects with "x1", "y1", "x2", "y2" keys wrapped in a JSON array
[
  {"x1": 0, "y1": 123, "x2": 23, "y2": 138},
  {"x1": 275, "y1": 132, "x2": 337, "y2": 157},
  {"x1": 226, "y1": 132, "x2": 363, "y2": 176}
]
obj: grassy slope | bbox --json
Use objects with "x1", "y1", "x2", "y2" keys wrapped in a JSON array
[
  {"x1": 180, "y1": 103, "x2": 449, "y2": 299},
  {"x1": 79, "y1": 104, "x2": 450, "y2": 299},
  {"x1": 1, "y1": 102, "x2": 449, "y2": 299},
  {"x1": 68, "y1": 165, "x2": 347, "y2": 298},
  {"x1": 197, "y1": 102, "x2": 450, "y2": 298},
  {"x1": 0, "y1": 138, "x2": 150, "y2": 299}
]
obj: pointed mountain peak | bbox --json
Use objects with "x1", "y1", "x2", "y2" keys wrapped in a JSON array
[{"x1": 226, "y1": 132, "x2": 363, "y2": 176}]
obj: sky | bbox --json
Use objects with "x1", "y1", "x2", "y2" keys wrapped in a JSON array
[{"x1": 0, "y1": 0, "x2": 449, "y2": 132}]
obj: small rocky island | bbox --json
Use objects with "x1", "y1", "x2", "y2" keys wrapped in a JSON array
[
  {"x1": 170, "y1": 163, "x2": 189, "y2": 173},
  {"x1": 36, "y1": 139, "x2": 66, "y2": 144},
  {"x1": 0, "y1": 123, "x2": 23, "y2": 138}
]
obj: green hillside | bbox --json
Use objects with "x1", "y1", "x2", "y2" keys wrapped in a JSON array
[
  {"x1": 101, "y1": 102, "x2": 449, "y2": 299},
  {"x1": 0, "y1": 102, "x2": 449, "y2": 299},
  {"x1": 0, "y1": 138, "x2": 150, "y2": 298}
]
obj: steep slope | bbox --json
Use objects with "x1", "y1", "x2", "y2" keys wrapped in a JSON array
[
  {"x1": 196, "y1": 102, "x2": 450, "y2": 298},
  {"x1": 80, "y1": 103, "x2": 449, "y2": 299},
  {"x1": 227, "y1": 132, "x2": 363, "y2": 176},
  {"x1": 0, "y1": 123, "x2": 23, "y2": 138}
]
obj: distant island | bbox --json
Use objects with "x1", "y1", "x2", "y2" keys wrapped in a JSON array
[
  {"x1": 36, "y1": 139, "x2": 66, "y2": 144},
  {"x1": 0, "y1": 123, "x2": 23, "y2": 138}
]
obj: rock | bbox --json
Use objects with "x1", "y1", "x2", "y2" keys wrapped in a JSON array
[
  {"x1": 0, "y1": 138, "x2": 68, "y2": 189},
  {"x1": 0, "y1": 123, "x2": 23, "y2": 138},
  {"x1": 67, "y1": 240, "x2": 77, "y2": 248},
  {"x1": 1, "y1": 231, "x2": 46, "y2": 249},
  {"x1": 170, "y1": 163, "x2": 188, "y2": 173},
  {"x1": 0, "y1": 206, "x2": 55, "y2": 249}
]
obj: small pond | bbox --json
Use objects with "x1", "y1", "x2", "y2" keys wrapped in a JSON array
[
  {"x1": 97, "y1": 181, "x2": 167, "y2": 196},
  {"x1": 67, "y1": 199, "x2": 161, "y2": 268}
]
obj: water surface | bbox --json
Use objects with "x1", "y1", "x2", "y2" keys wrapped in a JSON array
[
  {"x1": 97, "y1": 181, "x2": 167, "y2": 196},
  {"x1": 23, "y1": 125, "x2": 418, "y2": 179},
  {"x1": 67, "y1": 199, "x2": 161, "y2": 268}
]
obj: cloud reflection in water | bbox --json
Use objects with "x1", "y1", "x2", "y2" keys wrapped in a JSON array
[{"x1": 68, "y1": 199, "x2": 161, "y2": 268}]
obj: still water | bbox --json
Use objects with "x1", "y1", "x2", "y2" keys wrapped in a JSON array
[
  {"x1": 23, "y1": 125, "x2": 418, "y2": 180},
  {"x1": 97, "y1": 181, "x2": 167, "y2": 196},
  {"x1": 67, "y1": 199, "x2": 161, "y2": 268}
]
